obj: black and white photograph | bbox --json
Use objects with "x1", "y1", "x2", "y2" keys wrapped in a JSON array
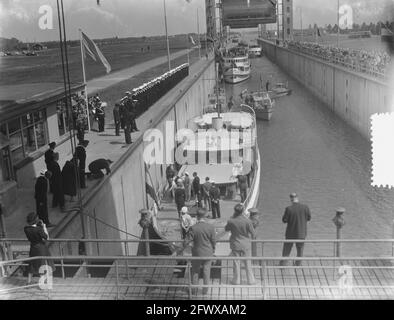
[{"x1": 0, "y1": 0, "x2": 394, "y2": 305}]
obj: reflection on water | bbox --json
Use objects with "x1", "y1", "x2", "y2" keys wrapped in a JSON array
[{"x1": 224, "y1": 56, "x2": 394, "y2": 256}]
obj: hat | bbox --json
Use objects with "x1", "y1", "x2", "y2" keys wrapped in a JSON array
[
  {"x1": 125, "y1": 91, "x2": 131, "y2": 95},
  {"x1": 107, "y1": 159, "x2": 113, "y2": 164},
  {"x1": 81, "y1": 140, "x2": 90, "y2": 146},
  {"x1": 289, "y1": 193, "x2": 298, "y2": 199},
  {"x1": 184, "y1": 172, "x2": 189, "y2": 176},
  {"x1": 181, "y1": 207, "x2": 188, "y2": 214},
  {"x1": 211, "y1": 180, "x2": 215, "y2": 184},
  {"x1": 26, "y1": 212, "x2": 39, "y2": 225},
  {"x1": 40, "y1": 169, "x2": 47, "y2": 176},
  {"x1": 248, "y1": 208, "x2": 259, "y2": 216},
  {"x1": 48, "y1": 142, "x2": 56, "y2": 148},
  {"x1": 196, "y1": 208, "x2": 207, "y2": 219}
]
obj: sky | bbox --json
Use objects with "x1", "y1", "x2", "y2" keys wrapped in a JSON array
[{"x1": 0, "y1": 0, "x2": 393, "y2": 42}]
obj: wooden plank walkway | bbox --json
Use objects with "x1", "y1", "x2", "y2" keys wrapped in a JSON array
[{"x1": 1, "y1": 258, "x2": 393, "y2": 300}]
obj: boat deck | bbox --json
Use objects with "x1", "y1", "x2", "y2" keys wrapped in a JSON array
[{"x1": 1, "y1": 258, "x2": 393, "y2": 300}]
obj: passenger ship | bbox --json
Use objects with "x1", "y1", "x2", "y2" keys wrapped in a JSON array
[
  {"x1": 151, "y1": 90, "x2": 261, "y2": 249},
  {"x1": 222, "y1": 47, "x2": 251, "y2": 84}
]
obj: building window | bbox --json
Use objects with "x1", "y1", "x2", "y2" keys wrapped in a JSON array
[
  {"x1": 287, "y1": 28, "x2": 291, "y2": 35},
  {"x1": 0, "y1": 109, "x2": 48, "y2": 165},
  {"x1": 57, "y1": 99, "x2": 70, "y2": 136},
  {"x1": 287, "y1": 17, "x2": 291, "y2": 25},
  {"x1": 287, "y1": 7, "x2": 290, "y2": 13}
]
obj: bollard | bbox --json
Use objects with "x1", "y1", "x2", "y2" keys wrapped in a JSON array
[
  {"x1": 139, "y1": 209, "x2": 151, "y2": 256},
  {"x1": 332, "y1": 207, "x2": 346, "y2": 257}
]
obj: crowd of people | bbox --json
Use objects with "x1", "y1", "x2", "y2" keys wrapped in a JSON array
[
  {"x1": 175, "y1": 193, "x2": 311, "y2": 296},
  {"x1": 284, "y1": 40, "x2": 391, "y2": 78}
]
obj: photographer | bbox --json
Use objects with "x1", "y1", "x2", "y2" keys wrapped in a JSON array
[{"x1": 24, "y1": 212, "x2": 54, "y2": 286}]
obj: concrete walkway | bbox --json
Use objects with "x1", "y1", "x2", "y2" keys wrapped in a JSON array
[{"x1": 3, "y1": 54, "x2": 210, "y2": 247}]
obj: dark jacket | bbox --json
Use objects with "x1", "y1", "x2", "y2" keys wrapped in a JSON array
[
  {"x1": 192, "y1": 176, "x2": 201, "y2": 194},
  {"x1": 225, "y1": 215, "x2": 255, "y2": 252},
  {"x1": 113, "y1": 107, "x2": 120, "y2": 122},
  {"x1": 187, "y1": 221, "x2": 216, "y2": 257},
  {"x1": 44, "y1": 149, "x2": 54, "y2": 167},
  {"x1": 174, "y1": 187, "x2": 186, "y2": 206},
  {"x1": 209, "y1": 186, "x2": 220, "y2": 202},
  {"x1": 47, "y1": 160, "x2": 62, "y2": 193},
  {"x1": 282, "y1": 202, "x2": 311, "y2": 239},
  {"x1": 62, "y1": 160, "x2": 77, "y2": 197},
  {"x1": 35, "y1": 176, "x2": 48, "y2": 202},
  {"x1": 202, "y1": 182, "x2": 212, "y2": 197},
  {"x1": 237, "y1": 175, "x2": 248, "y2": 190},
  {"x1": 88, "y1": 159, "x2": 111, "y2": 175},
  {"x1": 74, "y1": 145, "x2": 87, "y2": 169}
]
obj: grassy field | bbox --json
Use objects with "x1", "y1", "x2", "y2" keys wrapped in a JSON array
[{"x1": 0, "y1": 37, "x2": 191, "y2": 86}]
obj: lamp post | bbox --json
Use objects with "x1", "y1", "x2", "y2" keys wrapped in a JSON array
[{"x1": 163, "y1": 0, "x2": 171, "y2": 70}]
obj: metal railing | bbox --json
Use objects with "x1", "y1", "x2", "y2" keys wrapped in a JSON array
[
  {"x1": 0, "y1": 255, "x2": 393, "y2": 300},
  {"x1": 2, "y1": 238, "x2": 394, "y2": 259}
]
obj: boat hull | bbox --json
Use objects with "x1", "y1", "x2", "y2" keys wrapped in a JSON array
[
  {"x1": 224, "y1": 73, "x2": 251, "y2": 84},
  {"x1": 256, "y1": 108, "x2": 273, "y2": 121}
]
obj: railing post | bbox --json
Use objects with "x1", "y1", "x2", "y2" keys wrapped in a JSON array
[
  {"x1": 124, "y1": 242, "x2": 129, "y2": 280},
  {"x1": 262, "y1": 260, "x2": 267, "y2": 300},
  {"x1": 332, "y1": 208, "x2": 346, "y2": 257},
  {"x1": 187, "y1": 260, "x2": 192, "y2": 299},
  {"x1": 139, "y1": 209, "x2": 151, "y2": 256},
  {"x1": 115, "y1": 261, "x2": 120, "y2": 300}
]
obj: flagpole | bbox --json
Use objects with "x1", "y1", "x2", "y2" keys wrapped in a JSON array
[
  {"x1": 79, "y1": 29, "x2": 91, "y2": 132},
  {"x1": 163, "y1": 0, "x2": 171, "y2": 71},
  {"x1": 197, "y1": 8, "x2": 201, "y2": 59},
  {"x1": 337, "y1": 0, "x2": 340, "y2": 47}
]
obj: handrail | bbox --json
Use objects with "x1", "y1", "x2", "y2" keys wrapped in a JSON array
[
  {"x1": 1, "y1": 254, "x2": 394, "y2": 266},
  {"x1": 1, "y1": 238, "x2": 394, "y2": 243}
]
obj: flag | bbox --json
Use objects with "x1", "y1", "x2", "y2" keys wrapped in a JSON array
[
  {"x1": 189, "y1": 35, "x2": 196, "y2": 45},
  {"x1": 81, "y1": 31, "x2": 111, "y2": 73}
]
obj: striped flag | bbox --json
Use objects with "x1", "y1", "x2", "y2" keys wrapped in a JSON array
[{"x1": 81, "y1": 31, "x2": 111, "y2": 73}]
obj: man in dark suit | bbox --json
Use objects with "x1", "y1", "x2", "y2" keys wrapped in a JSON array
[
  {"x1": 183, "y1": 208, "x2": 216, "y2": 296},
  {"x1": 44, "y1": 142, "x2": 56, "y2": 170},
  {"x1": 35, "y1": 170, "x2": 55, "y2": 227},
  {"x1": 47, "y1": 152, "x2": 65, "y2": 210},
  {"x1": 174, "y1": 180, "x2": 186, "y2": 218},
  {"x1": 192, "y1": 172, "x2": 202, "y2": 207},
  {"x1": 74, "y1": 140, "x2": 89, "y2": 188},
  {"x1": 113, "y1": 103, "x2": 121, "y2": 136},
  {"x1": 280, "y1": 193, "x2": 311, "y2": 266},
  {"x1": 209, "y1": 181, "x2": 221, "y2": 219}
]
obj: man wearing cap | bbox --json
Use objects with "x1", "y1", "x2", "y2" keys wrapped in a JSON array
[
  {"x1": 280, "y1": 193, "x2": 311, "y2": 266},
  {"x1": 225, "y1": 204, "x2": 256, "y2": 285},
  {"x1": 88, "y1": 159, "x2": 113, "y2": 179},
  {"x1": 74, "y1": 140, "x2": 89, "y2": 188},
  {"x1": 34, "y1": 170, "x2": 55, "y2": 227},
  {"x1": 209, "y1": 181, "x2": 221, "y2": 219},
  {"x1": 183, "y1": 208, "x2": 216, "y2": 295},
  {"x1": 44, "y1": 142, "x2": 56, "y2": 170}
]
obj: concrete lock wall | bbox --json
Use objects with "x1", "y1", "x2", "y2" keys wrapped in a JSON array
[
  {"x1": 258, "y1": 39, "x2": 394, "y2": 139},
  {"x1": 53, "y1": 60, "x2": 216, "y2": 256}
]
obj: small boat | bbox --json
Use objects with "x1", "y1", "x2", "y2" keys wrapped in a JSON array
[
  {"x1": 248, "y1": 45, "x2": 262, "y2": 58},
  {"x1": 222, "y1": 47, "x2": 251, "y2": 84},
  {"x1": 270, "y1": 82, "x2": 292, "y2": 98},
  {"x1": 248, "y1": 91, "x2": 275, "y2": 121}
]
